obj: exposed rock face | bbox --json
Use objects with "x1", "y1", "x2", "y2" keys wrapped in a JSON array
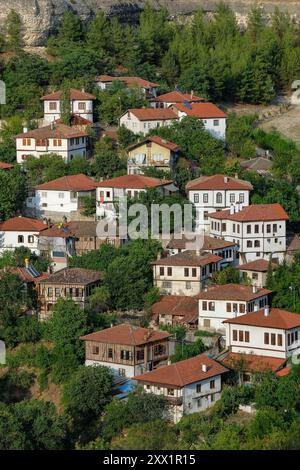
[{"x1": 0, "y1": 0, "x2": 300, "y2": 47}]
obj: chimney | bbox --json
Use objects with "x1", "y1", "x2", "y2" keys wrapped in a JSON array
[
  {"x1": 230, "y1": 204, "x2": 235, "y2": 215},
  {"x1": 50, "y1": 121, "x2": 54, "y2": 130},
  {"x1": 235, "y1": 173, "x2": 238, "y2": 179},
  {"x1": 252, "y1": 285, "x2": 257, "y2": 294},
  {"x1": 191, "y1": 90, "x2": 194, "y2": 99},
  {"x1": 23, "y1": 127, "x2": 28, "y2": 133},
  {"x1": 224, "y1": 176, "x2": 228, "y2": 183},
  {"x1": 254, "y1": 304, "x2": 259, "y2": 312},
  {"x1": 24, "y1": 258, "x2": 29, "y2": 269},
  {"x1": 201, "y1": 363, "x2": 207, "y2": 373},
  {"x1": 264, "y1": 305, "x2": 270, "y2": 317},
  {"x1": 235, "y1": 203, "x2": 240, "y2": 213}
]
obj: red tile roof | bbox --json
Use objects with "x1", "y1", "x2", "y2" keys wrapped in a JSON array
[
  {"x1": 0, "y1": 217, "x2": 47, "y2": 232},
  {"x1": 167, "y1": 235, "x2": 236, "y2": 251},
  {"x1": 38, "y1": 267, "x2": 103, "y2": 285},
  {"x1": 0, "y1": 162, "x2": 13, "y2": 170},
  {"x1": 125, "y1": 108, "x2": 178, "y2": 121},
  {"x1": 41, "y1": 88, "x2": 96, "y2": 101},
  {"x1": 223, "y1": 307, "x2": 300, "y2": 330},
  {"x1": 55, "y1": 114, "x2": 92, "y2": 126},
  {"x1": 186, "y1": 174, "x2": 253, "y2": 191},
  {"x1": 95, "y1": 75, "x2": 160, "y2": 88},
  {"x1": 97, "y1": 174, "x2": 174, "y2": 189},
  {"x1": 237, "y1": 259, "x2": 278, "y2": 272},
  {"x1": 152, "y1": 91, "x2": 205, "y2": 103},
  {"x1": 127, "y1": 135, "x2": 180, "y2": 153},
  {"x1": 134, "y1": 353, "x2": 229, "y2": 387},
  {"x1": 16, "y1": 123, "x2": 88, "y2": 140},
  {"x1": 222, "y1": 352, "x2": 286, "y2": 373},
  {"x1": 151, "y1": 295, "x2": 198, "y2": 325},
  {"x1": 210, "y1": 203, "x2": 289, "y2": 222},
  {"x1": 152, "y1": 251, "x2": 222, "y2": 267},
  {"x1": 172, "y1": 102, "x2": 227, "y2": 119},
  {"x1": 276, "y1": 367, "x2": 291, "y2": 377},
  {"x1": 36, "y1": 174, "x2": 97, "y2": 191},
  {"x1": 196, "y1": 284, "x2": 271, "y2": 301},
  {"x1": 10, "y1": 267, "x2": 50, "y2": 283},
  {"x1": 80, "y1": 323, "x2": 172, "y2": 346}
]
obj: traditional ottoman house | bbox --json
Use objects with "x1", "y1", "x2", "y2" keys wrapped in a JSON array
[
  {"x1": 80, "y1": 323, "x2": 172, "y2": 379},
  {"x1": 119, "y1": 108, "x2": 178, "y2": 136},
  {"x1": 41, "y1": 88, "x2": 96, "y2": 123},
  {"x1": 94, "y1": 75, "x2": 160, "y2": 98},
  {"x1": 151, "y1": 295, "x2": 199, "y2": 329},
  {"x1": 134, "y1": 353, "x2": 229, "y2": 423},
  {"x1": 37, "y1": 267, "x2": 102, "y2": 319},
  {"x1": 237, "y1": 259, "x2": 277, "y2": 288},
  {"x1": 150, "y1": 91, "x2": 205, "y2": 108},
  {"x1": 0, "y1": 216, "x2": 48, "y2": 254}
]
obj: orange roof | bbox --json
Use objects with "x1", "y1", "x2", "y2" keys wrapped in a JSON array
[
  {"x1": 172, "y1": 102, "x2": 227, "y2": 119},
  {"x1": 124, "y1": 108, "x2": 178, "y2": 121},
  {"x1": 210, "y1": 203, "x2": 289, "y2": 222},
  {"x1": 55, "y1": 114, "x2": 92, "y2": 126},
  {"x1": 41, "y1": 88, "x2": 96, "y2": 101},
  {"x1": 196, "y1": 284, "x2": 271, "y2": 301},
  {"x1": 0, "y1": 162, "x2": 13, "y2": 170},
  {"x1": 167, "y1": 234, "x2": 237, "y2": 251},
  {"x1": 80, "y1": 323, "x2": 171, "y2": 346},
  {"x1": 276, "y1": 367, "x2": 291, "y2": 377},
  {"x1": 238, "y1": 259, "x2": 278, "y2": 272},
  {"x1": 152, "y1": 251, "x2": 222, "y2": 267},
  {"x1": 0, "y1": 217, "x2": 47, "y2": 232},
  {"x1": 16, "y1": 123, "x2": 88, "y2": 140},
  {"x1": 97, "y1": 174, "x2": 174, "y2": 189},
  {"x1": 95, "y1": 75, "x2": 160, "y2": 88},
  {"x1": 36, "y1": 174, "x2": 97, "y2": 191},
  {"x1": 134, "y1": 353, "x2": 228, "y2": 387},
  {"x1": 151, "y1": 295, "x2": 198, "y2": 324},
  {"x1": 224, "y1": 307, "x2": 300, "y2": 330},
  {"x1": 186, "y1": 174, "x2": 253, "y2": 191},
  {"x1": 152, "y1": 91, "x2": 205, "y2": 103},
  {"x1": 222, "y1": 352, "x2": 286, "y2": 373},
  {"x1": 127, "y1": 135, "x2": 180, "y2": 153}
]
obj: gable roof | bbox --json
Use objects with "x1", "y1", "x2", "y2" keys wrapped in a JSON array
[
  {"x1": 38, "y1": 267, "x2": 102, "y2": 285},
  {"x1": 127, "y1": 135, "x2": 180, "y2": 152},
  {"x1": 223, "y1": 307, "x2": 300, "y2": 330},
  {"x1": 209, "y1": 203, "x2": 289, "y2": 222},
  {"x1": 0, "y1": 162, "x2": 13, "y2": 170},
  {"x1": 222, "y1": 352, "x2": 286, "y2": 373},
  {"x1": 241, "y1": 157, "x2": 273, "y2": 172},
  {"x1": 41, "y1": 88, "x2": 96, "y2": 101},
  {"x1": 186, "y1": 174, "x2": 253, "y2": 191},
  {"x1": 152, "y1": 91, "x2": 205, "y2": 103},
  {"x1": 196, "y1": 284, "x2": 271, "y2": 301},
  {"x1": 16, "y1": 123, "x2": 88, "y2": 140},
  {"x1": 172, "y1": 102, "x2": 227, "y2": 119},
  {"x1": 167, "y1": 235, "x2": 237, "y2": 251},
  {"x1": 80, "y1": 323, "x2": 171, "y2": 346},
  {"x1": 97, "y1": 174, "x2": 174, "y2": 189},
  {"x1": 124, "y1": 108, "x2": 178, "y2": 121},
  {"x1": 151, "y1": 295, "x2": 198, "y2": 324},
  {"x1": 134, "y1": 353, "x2": 228, "y2": 387},
  {"x1": 237, "y1": 259, "x2": 277, "y2": 272},
  {"x1": 95, "y1": 75, "x2": 160, "y2": 88},
  {"x1": 152, "y1": 251, "x2": 222, "y2": 267},
  {"x1": 36, "y1": 174, "x2": 97, "y2": 191},
  {"x1": 0, "y1": 217, "x2": 47, "y2": 232}
]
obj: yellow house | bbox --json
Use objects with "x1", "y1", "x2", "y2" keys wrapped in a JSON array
[{"x1": 127, "y1": 135, "x2": 180, "y2": 175}]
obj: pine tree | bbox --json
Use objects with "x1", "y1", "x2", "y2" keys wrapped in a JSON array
[
  {"x1": 86, "y1": 11, "x2": 109, "y2": 54},
  {"x1": 60, "y1": 88, "x2": 71, "y2": 126},
  {"x1": 5, "y1": 10, "x2": 22, "y2": 52},
  {"x1": 57, "y1": 11, "x2": 83, "y2": 45}
]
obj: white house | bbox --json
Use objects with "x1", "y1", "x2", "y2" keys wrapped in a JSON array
[
  {"x1": 41, "y1": 88, "x2": 96, "y2": 123},
  {"x1": 94, "y1": 75, "x2": 160, "y2": 97},
  {"x1": 237, "y1": 259, "x2": 278, "y2": 288},
  {"x1": 80, "y1": 323, "x2": 172, "y2": 380},
  {"x1": 119, "y1": 108, "x2": 178, "y2": 136},
  {"x1": 186, "y1": 174, "x2": 252, "y2": 231},
  {"x1": 0, "y1": 216, "x2": 48, "y2": 254},
  {"x1": 223, "y1": 306, "x2": 300, "y2": 360},
  {"x1": 16, "y1": 123, "x2": 89, "y2": 164},
  {"x1": 96, "y1": 174, "x2": 178, "y2": 220},
  {"x1": 208, "y1": 203, "x2": 289, "y2": 264},
  {"x1": 150, "y1": 91, "x2": 205, "y2": 108},
  {"x1": 170, "y1": 102, "x2": 227, "y2": 140},
  {"x1": 197, "y1": 283, "x2": 271, "y2": 332},
  {"x1": 134, "y1": 353, "x2": 229, "y2": 423},
  {"x1": 152, "y1": 250, "x2": 223, "y2": 296},
  {"x1": 26, "y1": 174, "x2": 97, "y2": 220}
]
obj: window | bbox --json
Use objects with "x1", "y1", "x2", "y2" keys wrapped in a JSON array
[
  {"x1": 216, "y1": 192, "x2": 222, "y2": 204},
  {"x1": 203, "y1": 193, "x2": 208, "y2": 203},
  {"x1": 233, "y1": 303, "x2": 238, "y2": 313},
  {"x1": 209, "y1": 302, "x2": 215, "y2": 311},
  {"x1": 196, "y1": 384, "x2": 202, "y2": 393},
  {"x1": 239, "y1": 330, "x2": 244, "y2": 342},
  {"x1": 167, "y1": 267, "x2": 172, "y2": 276},
  {"x1": 273, "y1": 224, "x2": 277, "y2": 233},
  {"x1": 247, "y1": 225, "x2": 251, "y2": 234},
  {"x1": 49, "y1": 102, "x2": 57, "y2": 110},
  {"x1": 245, "y1": 331, "x2": 250, "y2": 342},
  {"x1": 202, "y1": 301, "x2": 207, "y2": 311},
  {"x1": 221, "y1": 223, "x2": 227, "y2": 232},
  {"x1": 247, "y1": 240, "x2": 252, "y2": 248},
  {"x1": 120, "y1": 350, "x2": 132, "y2": 361},
  {"x1": 252, "y1": 273, "x2": 258, "y2": 280},
  {"x1": 226, "y1": 303, "x2": 231, "y2": 313},
  {"x1": 271, "y1": 333, "x2": 276, "y2": 346},
  {"x1": 192, "y1": 268, "x2": 197, "y2": 277},
  {"x1": 162, "y1": 281, "x2": 172, "y2": 289},
  {"x1": 167, "y1": 388, "x2": 174, "y2": 396},
  {"x1": 58, "y1": 192, "x2": 64, "y2": 199},
  {"x1": 194, "y1": 193, "x2": 199, "y2": 203},
  {"x1": 239, "y1": 194, "x2": 244, "y2": 203},
  {"x1": 213, "y1": 119, "x2": 219, "y2": 126},
  {"x1": 254, "y1": 225, "x2": 259, "y2": 234},
  {"x1": 118, "y1": 369, "x2": 126, "y2": 377},
  {"x1": 277, "y1": 334, "x2": 282, "y2": 346},
  {"x1": 211, "y1": 394, "x2": 215, "y2": 402},
  {"x1": 48, "y1": 287, "x2": 53, "y2": 297},
  {"x1": 18, "y1": 235, "x2": 24, "y2": 243},
  {"x1": 186, "y1": 281, "x2": 191, "y2": 290},
  {"x1": 254, "y1": 240, "x2": 260, "y2": 247},
  {"x1": 159, "y1": 267, "x2": 164, "y2": 276},
  {"x1": 203, "y1": 319, "x2": 210, "y2": 327},
  {"x1": 92, "y1": 346, "x2": 99, "y2": 355},
  {"x1": 264, "y1": 333, "x2": 269, "y2": 345},
  {"x1": 55, "y1": 288, "x2": 60, "y2": 297},
  {"x1": 41, "y1": 192, "x2": 47, "y2": 198},
  {"x1": 230, "y1": 193, "x2": 235, "y2": 203},
  {"x1": 233, "y1": 330, "x2": 237, "y2": 341},
  {"x1": 266, "y1": 224, "x2": 271, "y2": 233},
  {"x1": 78, "y1": 102, "x2": 86, "y2": 110},
  {"x1": 108, "y1": 348, "x2": 113, "y2": 358},
  {"x1": 239, "y1": 304, "x2": 245, "y2": 313},
  {"x1": 184, "y1": 268, "x2": 189, "y2": 277},
  {"x1": 210, "y1": 380, "x2": 215, "y2": 389},
  {"x1": 136, "y1": 350, "x2": 144, "y2": 361},
  {"x1": 28, "y1": 235, "x2": 34, "y2": 243},
  {"x1": 22, "y1": 138, "x2": 31, "y2": 146}
]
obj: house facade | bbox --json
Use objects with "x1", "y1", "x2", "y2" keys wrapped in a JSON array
[
  {"x1": 41, "y1": 88, "x2": 96, "y2": 123},
  {"x1": 127, "y1": 136, "x2": 180, "y2": 175},
  {"x1": 37, "y1": 267, "x2": 102, "y2": 319},
  {"x1": 208, "y1": 203, "x2": 289, "y2": 264},
  {"x1": 150, "y1": 91, "x2": 205, "y2": 108},
  {"x1": 152, "y1": 251, "x2": 222, "y2": 296},
  {"x1": 170, "y1": 102, "x2": 227, "y2": 140},
  {"x1": 119, "y1": 108, "x2": 178, "y2": 136},
  {"x1": 237, "y1": 259, "x2": 277, "y2": 288},
  {"x1": 197, "y1": 284, "x2": 271, "y2": 332},
  {"x1": 0, "y1": 217, "x2": 47, "y2": 254},
  {"x1": 186, "y1": 175, "x2": 252, "y2": 231},
  {"x1": 16, "y1": 123, "x2": 89, "y2": 164},
  {"x1": 94, "y1": 75, "x2": 160, "y2": 97},
  {"x1": 134, "y1": 354, "x2": 228, "y2": 423},
  {"x1": 151, "y1": 295, "x2": 199, "y2": 329},
  {"x1": 26, "y1": 174, "x2": 97, "y2": 220},
  {"x1": 80, "y1": 323, "x2": 172, "y2": 379}
]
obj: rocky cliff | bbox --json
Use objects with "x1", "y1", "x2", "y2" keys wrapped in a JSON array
[{"x1": 0, "y1": 0, "x2": 299, "y2": 46}]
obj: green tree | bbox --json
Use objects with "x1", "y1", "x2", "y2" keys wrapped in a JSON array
[{"x1": 5, "y1": 10, "x2": 22, "y2": 53}]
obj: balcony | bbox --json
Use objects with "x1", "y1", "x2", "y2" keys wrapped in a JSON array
[{"x1": 166, "y1": 396, "x2": 183, "y2": 406}]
